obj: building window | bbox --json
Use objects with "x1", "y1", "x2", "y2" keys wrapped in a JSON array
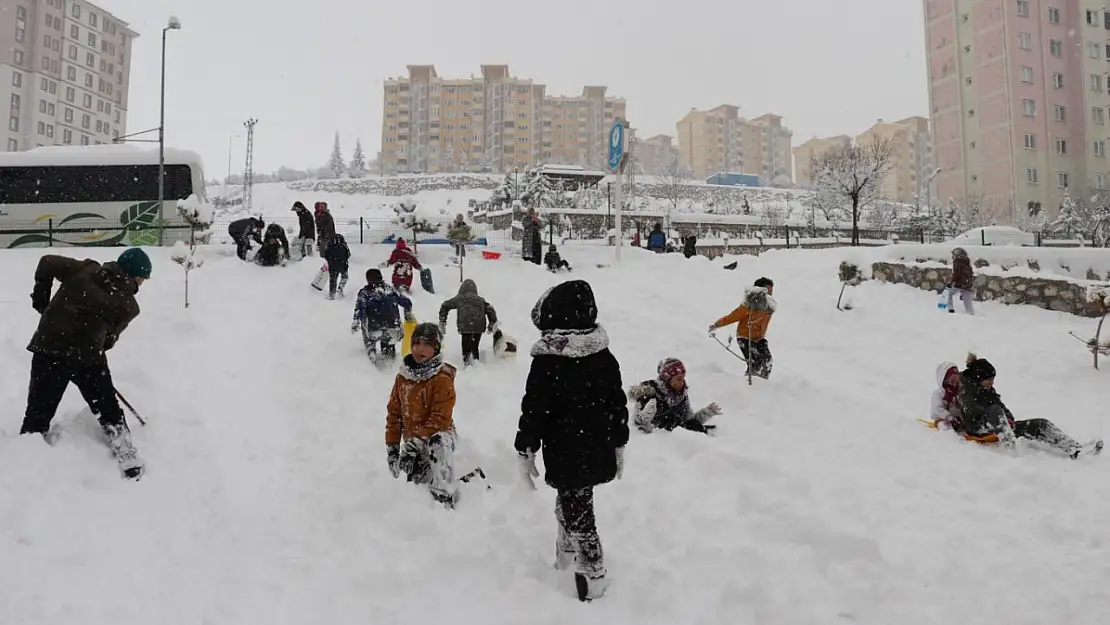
[
  {"x1": 72, "y1": 3, "x2": 81, "y2": 18},
  {"x1": 36, "y1": 121, "x2": 44, "y2": 135},
  {"x1": 67, "y1": 66, "x2": 76, "y2": 80},
  {"x1": 82, "y1": 94, "x2": 91, "y2": 108},
  {"x1": 62, "y1": 129, "x2": 71, "y2": 144},
  {"x1": 1096, "y1": 141, "x2": 1106, "y2": 156},
  {"x1": 1097, "y1": 174, "x2": 1106, "y2": 188},
  {"x1": 48, "y1": 82, "x2": 55, "y2": 95},
  {"x1": 89, "y1": 12, "x2": 97, "y2": 28},
  {"x1": 40, "y1": 77, "x2": 48, "y2": 92},
  {"x1": 1017, "y1": 0, "x2": 1030, "y2": 17},
  {"x1": 47, "y1": 103, "x2": 54, "y2": 115},
  {"x1": 1058, "y1": 171, "x2": 1069, "y2": 188},
  {"x1": 1053, "y1": 73, "x2": 1064, "y2": 88},
  {"x1": 1023, "y1": 99, "x2": 1036, "y2": 116},
  {"x1": 7, "y1": 138, "x2": 17, "y2": 151},
  {"x1": 1096, "y1": 107, "x2": 1106, "y2": 123},
  {"x1": 9, "y1": 116, "x2": 18, "y2": 132},
  {"x1": 45, "y1": 124, "x2": 53, "y2": 138},
  {"x1": 1019, "y1": 33, "x2": 1032, "y2": 49},
  {"x1": 1027, "y1": 168, "x2": 1038, "y2": 184},
  {"x1": 38, "y1": 100, "x2": 46, "y2": 114},
  {"x1": 85, "y1": 53, "x2": 94, "y2": 68},
  {"x1": 65, "y1": 87, "x2": 74, "y2": 102},
  {"x1": 80, "y1": 134, "x2": 89, "y2": 145},
  {"x1": 1088, "y1": 9, "x2": 1098, "y2": 25},
  {"x1": 68, "y1": 45, "x2": 77, "y2": 61},
  {"x1": 84, "y1": 74, "x2": 93, "y2": 88},
  {"x1": 65, "y1": 108, "x2": 73, "y2": 122},
  {"x1": 12, "y1": 71, "x2": 21, "y2": 87},
  {"x1": 1049, "y1": 7, "x2": 1060, "y2": 23},
  {"x1": 70, "y1": 24, "x2": 79, "y2": 39},
  {"x1": 1090, "y1": 43, "x2": 1101, "y2": 59},
  {"x1": 1021, "y1": 66, "x2": 1033, "y2": 83},
  {"x1": 1093, "y1": 74, "x2": 1103, "y2": 92},
  {"x1": 1056, "y1": 138, "x2": 1067, "y2": 154},
  {"x1": 1024, "y1": 133, "x2": 1037, "y2": 149},
  {"x1": 16, "y1": 25, "x2": 25, "y2": 43},
  {"x1": 81, "y1": 114, "x2": 89, "y2": 129},
  {"x1": 14, "y1": 49, "x2": 23, "y2": 65},
  {"x1": 87, "y1": 33, "x2": 96, "y2": 47}
]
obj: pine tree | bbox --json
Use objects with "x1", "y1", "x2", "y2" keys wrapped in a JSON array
[
  {"x1": 349, "y1": 139, "x2": 367, "y2": 178},
  {"x1": 1053, "y1": 191, "x2": 1084, "y2": 239},
  {"x1": 328, "y1": 132, "x2": 345, "y2": 178}
]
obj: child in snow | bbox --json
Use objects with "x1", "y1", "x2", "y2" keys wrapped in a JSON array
[
  {"x1": 291, "y1": 201, "x2": 315, "y2": 259},
  {"x1": 228, "y1": 216, "x2": 264, "y2": 261},
  {"x1": 447, "y1": 214, "x2": 473, "y2": 260},
  {"x1": 385, "y1": 238, "x2": 421, "y2": 293},
  {"x1": 646, "y1": 223, "x2": 666, "y2": 253},
  {"x1": 386, "y1": 323, "x2": 460, "y2": 508},
  {"x1": 929, "y1": 361, "x2": 962, "y2": 429},
  {"x1": 314, "y1": 201, "x2": 335, "y2": 256},
  {"x1": 544, "y1": 244, "x2": 572, "y2": 272},
  {"x1": 708, "y1": 277, "x2": 776, "y2": 379},
  {"x1": 630, "y1": 358, "x2": 721, "y2": 435},
  {"x1": 957, "y1": 354, "x2": 1100, "y2": 457},
  {"x1": 254, "y1": 223, "x2": 290, "y2": 267},
  {"x1": 323, "y1": 233, "x2": 350, "y2": 299},
  {"x1": 352, "y1": 268, "x2": 413, "y2": 362},
  {"x1": 514, "y1": 280, "x2": 629, "y2": 601},
  {"x1": 947, "y1": 247, "x2": 975, "y2": 314},
  {"x1": 438, "y1": 278, "x2": 498, "y2": 366}
]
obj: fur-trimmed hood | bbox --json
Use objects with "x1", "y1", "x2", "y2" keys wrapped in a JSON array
[
  {"x1": 530, "y1": 325, "x2": 610, "y2": 358},
  {"x1": 744, "y1": 286, "x2": 777, "y2": 312}
]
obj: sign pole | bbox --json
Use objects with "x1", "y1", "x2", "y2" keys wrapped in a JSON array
[{"x1": 609, "y1": 118, "x2": 627, "y2": 263}]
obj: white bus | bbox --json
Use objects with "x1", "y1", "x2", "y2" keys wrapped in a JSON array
[{"x1": 0, "y1": 144, "x2": 207, "y2": 249}]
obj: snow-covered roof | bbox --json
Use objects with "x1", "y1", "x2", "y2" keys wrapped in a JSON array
[
  {"x1": 540, "y1": 164, "x2": 606, "y2": 178},
  {"x1": 0, "y1": 145, "x2": 205, "y2": 169}
]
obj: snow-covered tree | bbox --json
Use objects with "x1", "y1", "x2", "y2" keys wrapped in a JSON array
[
  {"x1": 660, "y1": 157, "x2": 690, "y2": 213},
  {"x1": 1088, "y1": 189, "x2": 1110, "y2": 247},
  {"x1": 393, "y1": 198, "x2": 441, "y2": 250},
  {"x1": 810, "y1": 136, "x2": 894, "y2": 246},
  {"x1": 349, "y1": 139, "x2": 367, "y2": 178},
  {"x1": 1053, "y1": 191, "x2": 1084, "y2": 239},
  {"x1": 760, "y1": 202, "x2": 787, "y2": 238},
  {"x1": 328, "y1": 132, "x2": 345, "y2": 178},
  {"x1": 866, "y1": 199, "x2": 901, "y2": 233}
]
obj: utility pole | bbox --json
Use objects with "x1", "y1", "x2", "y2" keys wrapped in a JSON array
[{"x1": 242, "y1": 118, "x2": 258, "y2": 214}]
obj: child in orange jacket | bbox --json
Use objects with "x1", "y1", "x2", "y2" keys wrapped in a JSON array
[
  {"x1": 708, "y1": 277, "x2": 776, "y2": 379},
  {"x1": 386, "y1": 322, "x2": 460, "y2": 508}
]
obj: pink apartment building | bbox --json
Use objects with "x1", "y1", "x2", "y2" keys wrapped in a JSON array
[{"x1": 925, "y1": 0, "x2": 1110, "y2": 222}]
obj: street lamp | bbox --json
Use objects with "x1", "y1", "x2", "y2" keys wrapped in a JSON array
[
  {"x1": 224, "y1": 134, "x2": 241, "y2": 199},
  {"x1": 157, "y1": 16, "x2": 181, "y2": 245}
]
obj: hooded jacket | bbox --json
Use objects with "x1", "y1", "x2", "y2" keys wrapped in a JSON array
[
  {"x1": 354, "y1": 281, "x2": 412, "y2": 330},
  {"x1": 263, "y1": 223, "x2": 290, "y2": 258},
  {"x1": 647, "y1": 226, "x2": 666, "y2": 252},
  {"x1": 228, "y1": 217, "x2": 263, "y2": 244},
  {"x1": 951, "y1": 249, "x2": 974, "y2": 290},
  {"x1": 629, "y1": 378, "x2": 715, "y2": 433},
  {"x1": 515, "y1": 280, "x2": 629, "y2": 490},
  {"x1": 958, "y1": 355, "x2": 1014, "y2": 436},
  {"x1": 930, "y1": 361, "x2": 962, "y2": 425},
  {"x1": 323, "y1": 234, "x2": 350, "y2": 268},
  {"x1": 386, "y1": 354, "x2": 457, "y2": 445},
  {"x1": 438, "y1": 279, "x2": 497, "y2": 334},
  {"x1": 713, "y1": 286, "x2": 776, "y2": 340},
  {"x1": 315, "y1": 205, "x2": 336, "y2": 242},
  {"x1": 27, "y1": 256, "x2": 140, "y2": 363},
  {"x1": 294, "y1": 205, "x2": 315, "y2": 240}
]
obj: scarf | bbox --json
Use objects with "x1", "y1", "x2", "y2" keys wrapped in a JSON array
[
  {"x1": 400, "y1": 353, "x2": 444, "y2": 382},
  {"x1": 530, "y1": 325, "x2": 610, "y2": 358}
]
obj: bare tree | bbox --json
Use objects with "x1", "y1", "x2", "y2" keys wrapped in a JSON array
[
  {"x1": 865, "y1": 199, "x2": 901, "y2": 234},
  {"x1": 760, "y1": 202, "x2": 787, "y2": 239},
  {"x1": 811, "y1": 136, "x2": 895, "y2": 246},
  {"x1": 660, "y1": 157, "x2": 691, "y2": 214}
]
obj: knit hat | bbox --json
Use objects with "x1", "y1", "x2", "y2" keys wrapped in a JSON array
[
  {"x1": 366, "y1": 268, "x2": 383, "y2": 284},
  {"x1": 531, "y1": 280, "x2": 598, "y2": 332},
  {"x1": 964, "y1": 354, "x2": 996, "y2": 382},
  {"x1": 314, "y1": 201, "x2": 327, "y2": 212},
  {"x1": 396, "y1": 238, "x2": 407, "y2": 250},
  {"x1": 754, "y1": 277, "x2": 774, "y2": 289},
  {"x1": 549, "y1": 244, "x2": 556, "y2": 252},
  {"x1": 657, "y1": 358, "x2": 686, "y2": 381},
  {"x1": 411, "y1": 322, "x2": 442, "y2": 353},
  {"x1": 952, "y1": 247, "x2": 968, "y2": 258},
  {"x1": 116, "y1": 247, "x2": 152, "y2": 279},
  {"x1": 292, "y1": 201, "x2": 306, "y2": 211}
]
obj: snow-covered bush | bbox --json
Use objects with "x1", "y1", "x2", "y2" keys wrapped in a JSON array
[
  {"x1": 177, "y1": 194, "x2": 214, "y2": 244},
  {"x1": 170, "y1": 240, "x2": 203, "y2": 308}
]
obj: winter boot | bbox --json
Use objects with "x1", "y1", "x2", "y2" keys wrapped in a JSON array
[
  {"x1": 1072, "y1": 440, "x2": 1104, "y2": 459},
  {"x1": 327, "y1": 291, "x2": 336, "y2": 300},
  {"x1": 574, "y1": 571, "x2": 610, "y2": 602},
  {"x1": 102, "y1": 422, "x2": 144, "y2": 479}
]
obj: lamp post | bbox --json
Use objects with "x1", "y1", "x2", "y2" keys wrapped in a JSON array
[
  {"x1": 157, "y1": 16, "x2": 181, "y2": 246},
  {"x1": 224, "y1": 134, "x2": 240, "y2": 199}
]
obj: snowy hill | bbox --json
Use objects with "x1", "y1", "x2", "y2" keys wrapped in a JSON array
[{"x1": 3, "y1": 242, "x2": 1107, "y2": 624}]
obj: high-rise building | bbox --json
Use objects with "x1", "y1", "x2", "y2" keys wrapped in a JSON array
[
  {"x1": 676, "y1": 105, "x2": 793, "y2": 183},
  {"x1": 0, "y1": 0, "x2": 136, "y2": 151},
  {"x1": 792, "y1": 135, "x2": 853, "y2": 187},
  {"x1": 856, "y1": 116, "x2": 935, "y2": 204},
  {"x1": 630, "y1": 133, "x2": 678, "y2": 176},
  {"x1": 379, "y1": 65, "x2": 625, "y2": 174},
  {"x1": 924, "y1": 0, "x2": 1110, "y2": 221}
]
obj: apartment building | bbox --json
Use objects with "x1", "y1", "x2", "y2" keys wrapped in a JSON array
[
  {"x1": 630, "y1": 133, "x2": 678, "y2": 175},
  {"x1": 792, "y1": 135, "x2": 853, "y2": 187},
  {"x1": 925, "y1": 0, "x2": 1110, "y2": 222},
  {"x1": 855, "y1": 116, "x2": 935, "y2": 204},
  {"x1": 676, "y1": 105, "x2": 794, "y2": 182},
  {"x1": 0, "y1": 0, "x2": 135, "y2": 152},
  {"x1": 379, "y1": 65, "x2": 625, "y2": 174}
]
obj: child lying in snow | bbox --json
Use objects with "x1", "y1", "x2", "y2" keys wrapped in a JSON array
[{"x1": 630, "y1": 358, "x2": 721, "y2": 435}]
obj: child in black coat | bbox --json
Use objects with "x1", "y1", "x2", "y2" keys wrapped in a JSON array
[
  {"x1": 514, "y1": 280, "x2": 628, "y2": 602},
  {"x1": 543, "y1": 244, "x2": 572, "y2": 272},
  {"x1": 323, "y1": 234, "x2": 350, "y2": 299}
]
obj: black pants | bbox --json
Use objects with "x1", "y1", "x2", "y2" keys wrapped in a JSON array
[
  {"x1": 328, "y1": 262, "x2": 349, "y2": 296},
  {"x1": 461, "y1": 333, "x2": 481, "y2": 364},
  {"x1": 234, "y1": 236, "x2": 251, "y2": 261},
  {"x1": 556, "y1": 487, "x2": 604, "y2": 575},
  {"x1": 738, "y1": 338, "x2": 773, "y2": 379},
  {"x1": 979, "y1": 408, "x2": 1081, "y2": 455},
  {"x1": 546, "y1": 260, "x2": 570, "y2": 272},
  {"x1": 22, "y1": 352, "x2": 124, "y2": 434}
]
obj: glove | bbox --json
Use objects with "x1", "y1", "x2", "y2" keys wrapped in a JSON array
[
  {"x1": 387, "y1": 444, "x2": 400, "y2": 478},
  {"x1": 379, "y1": 261, "x2": 389, "y2": 269},
  {"x1": 708, "y1": 324, "x2": 717, "y2": 335},
  {"x1": 351, "y1": 321, "x2": 359, "y2": 333},
  {"x1": 488, "y1": 320, "x2": 499, "y2": 335},
  {"x1": 705, "y1": 402, "x2": 722, "y2": 417},
  {"x1": 517, "y1": 450, "x2": 539, "y2": 490},
  {"x1": 615, "y1": 447, "x2": 625, "y2": 480},
  {"x1": 404, "y1": 310, "x2": 415, "y2": 322}
]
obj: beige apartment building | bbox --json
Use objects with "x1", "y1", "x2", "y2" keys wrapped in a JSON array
[
  {"x1": 855, "y1": 116, "x2": 935, "y2": 204},
  {"x1": 792, "y1": 135, "x2": 853, "y2": 187},
  {"x1": 0, "y1": 0, "x2": 135, "y2": 151},
  {"x1": 630, "y1": 133, "x2": 677, "y2": 175},
  {"x1": 676, "y1": 105, "x2": 793, "y2": 183},
  {"x1": 379, "y1": 65, "x2": 625, "y2": 174}
]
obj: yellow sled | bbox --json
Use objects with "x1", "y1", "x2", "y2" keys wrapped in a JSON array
[
  {"x1": 918, "y1": 418, "x2": 999, "y2": 444},
  {"x1": 401, "y1": 318, "x2": 418, "y2": 357}
]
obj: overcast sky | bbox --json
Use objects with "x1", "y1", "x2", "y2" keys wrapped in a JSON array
[{"x1": 101, "y1": 0, "x2": 927, "y2": 177}]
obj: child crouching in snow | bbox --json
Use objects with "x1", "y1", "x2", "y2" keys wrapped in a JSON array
[
  {"x1": 953, "y1": 354, "x2": 1101, "y2": 458},
  {"x1": 544, "y1": 244, "x2": 572, "y2": 272},
  {"x1": 385, "y1": 323, "x2": 460, "y2": 508},
  {"x1": 630, "y1": 358, "x2": 721, "y2": 435},
  {"x1": 709, "y1": 277, "x2": 776, "y2": 379}
]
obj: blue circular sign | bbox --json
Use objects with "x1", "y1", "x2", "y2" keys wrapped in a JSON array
[{"x1": 608, "y1": 120, "x2": 624, "y2": 171}]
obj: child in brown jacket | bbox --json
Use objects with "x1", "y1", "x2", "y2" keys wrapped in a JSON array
[
  {"x1": 947, "y1": 247, "x2": 975, "y2": 315},
  {"x1": 708, "y1": 277, "x2": 776, "y2": 379},
  {"x1": 385, "y1": 322, "x2": 460, "y2": 508}
]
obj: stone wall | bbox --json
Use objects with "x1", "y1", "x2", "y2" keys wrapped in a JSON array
[{"x1": 870, "y1": 261, "x2": 1110, "y2": 317}]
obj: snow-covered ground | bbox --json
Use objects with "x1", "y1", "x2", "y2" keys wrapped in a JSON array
[{"x1": 1, "y1": 241, "x2": 1108, "y2": 625}]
